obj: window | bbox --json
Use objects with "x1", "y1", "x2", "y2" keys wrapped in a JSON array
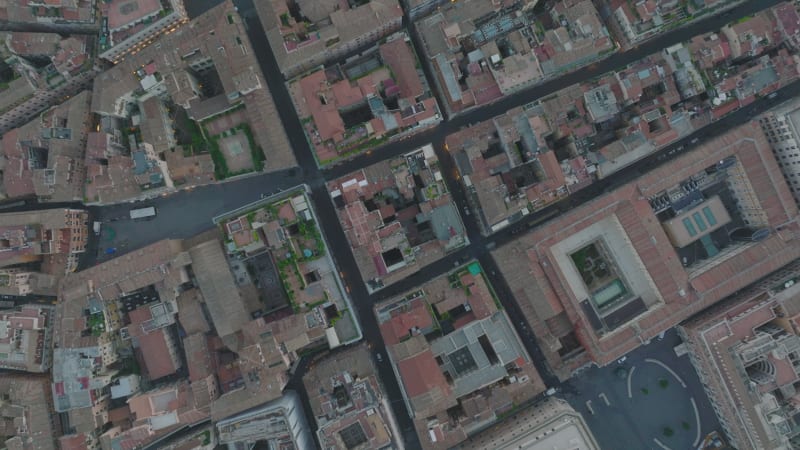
[
  {"x1": 702, "y1": 207, "x2": 717, "y2": 226},
  {"x1": 683, "y1": 218, "x2": 697, "y2": 237},
  {"x1": 693, "y1": 212, "x2": 707, "y2": 231}
]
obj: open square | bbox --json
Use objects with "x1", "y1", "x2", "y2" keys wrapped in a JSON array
[
  {"x1": 218, "y1": 132, "x2": 254, "y2": 173},
  {"x1": 563, "y1": 329, "x2": 722, "y2": 450}
]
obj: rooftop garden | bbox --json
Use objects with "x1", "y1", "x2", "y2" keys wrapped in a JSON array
[
  {"x1": 223, "y1": 192, "x2": 331, "y2": 313},
  {"x1": 87, "y1": 311, "x2": 106, "y2": 336}
]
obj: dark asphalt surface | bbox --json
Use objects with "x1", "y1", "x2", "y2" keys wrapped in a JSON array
[
  {"x1": 562, "y1": 329, "x2": 722, "y2": 449},
  {"x1": 0, "y1": 0, "x2": 788, "y2": 448},
  {"x1": 0, "y1": 21, "x2": 100, "y2": 34},
  {"x1": 82, "y1": 168, "x2": 303, "y2": 266},
  {"x1": 234, "y1": 0, "x2": 425, "y2": 444}
]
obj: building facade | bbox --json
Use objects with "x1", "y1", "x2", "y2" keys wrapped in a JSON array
[{"x1": 680, "y1": 261, "x2": 800, "y2": 450}]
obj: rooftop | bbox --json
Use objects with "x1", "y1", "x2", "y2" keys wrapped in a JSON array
[
  {"x1": 304, "y1": 344, "x2": 397, "y2": 449},
  {"x1": 494, "y1": 122, "x2": 800, "y2": 379},
  {"x1": 458, "y1": 397, "x2": 599, "y2": 450},
  {"x1": 328, "y1": 146, "x2": 467, "y2": 291},
  {"x1": 2, "y1": 91, "x2": 92, "y2": 202},
  {"x1": 447, "y1": 106, "x2": 583, "y2": 233},
  {"x1": 127, "y1": 303, "x2": 181, "y2": 380},
  {"x1": 257, "y1": 0, "x2": 402, "y2": 78},
  {"x1": 680, "y1": 262, "x2": 800, "y2": 450},
  {"x1": 376, "y1": 263, "x2": 545, "y2": 449},
  {"x1": 106, "y1": 0, "x2": 163, "y2": 31},
  {"x1": 0, "y1": 375, "x2": 58, "y2": 450},
  {"x1": 289, "y1": 33, "x2": 439, "y2": 163},
  {"x1": 187, "y1": 239, "x2": 251, "y2": 339},
  {"x1": 0, "y1": 305, "x2": 53, "y2": 373}
]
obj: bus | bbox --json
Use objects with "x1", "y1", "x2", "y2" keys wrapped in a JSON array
[{"x1": 129, "y1": 206, "x2": 156, "y2": 220}]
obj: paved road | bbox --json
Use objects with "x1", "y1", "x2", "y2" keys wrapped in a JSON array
[
  {"x1": 0, "y1": 21, "x2": 99, "y2": 34},
  {"x1": 324, "y1": 0, "x2": 782, "y2": 179},
  {"x1": 229, "y1": 1, "x2": 789, "y2": 446},
  {"x1": 81, "y1": 168, "x2": 302, "y2": 267},
  {"x1": 234, "y1": 0, "x2": 423, "y2": 445},
  {"x1": 562, "y1": 329, "x2": 721, "y2": 449},
  {"x1": 0, "y1": 0, "x2": 784, "y2": 447}
]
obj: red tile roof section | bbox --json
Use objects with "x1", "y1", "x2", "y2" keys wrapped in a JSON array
[{"x1": 396, "y1": 350, "x2": 450, "y2": 398}]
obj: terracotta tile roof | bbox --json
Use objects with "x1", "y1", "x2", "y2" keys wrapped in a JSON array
[
  {"x1": 138, "y1": 329, "x2": 178, "y2": 380},
  {"x1": 58, "y1": 434, "x2": 89, "y2": 450},
  {"x1": 379, "y1": 298, "x2": 433, "y2": 345},
  {"x1": 775, "y1": 3, "x2": 800, "y2": 38},
  {"x1": 397, "y1": 349, "x2": 450, "y2": 398},
  {"x1": 380, "y1": 38, "x2": 423, "y2": 99},
  {"x1": 496, "y1": 122, "x2": 800, "y2": 377}
]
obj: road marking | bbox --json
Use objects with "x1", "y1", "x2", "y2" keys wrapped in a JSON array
[
  {"x1": 627, "y1": 365, "x2": 636, "y2": 398},
  {"x1": 653, "y1": 438, "x2": 672, "y2": 450},
  {"x1": 585, "y1": 400, "x2": 594, "y2": 415},
  {"x1": 645, "y1": 358, "x2": 686, "y2": 388},
  {"x1": 691, "y1": 397, "x2": 701, "y2": 448},
  {"x1": 599, "y1": 392, "x2": 610, "y2": 406}
]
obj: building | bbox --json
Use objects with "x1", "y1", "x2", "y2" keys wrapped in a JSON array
[
  {"x1": 54, "y1": 239, "x2": 189, "y2": 449},
  {"x1": 0, "y1": 375, "x2": 59, "y2": 450},
  {"x1": 417, "y1": 0, "x2": 608, "y2": 114},
  {"x1": 89, "y1": 0, "x2": 295, "y2": 198},
  {"x1": 2, "y1": 0, "x2": 95, "y2": 24},
  {"x1": 6, "y1": 33, "x2": 91, "y2": 80},
  {"x1": 376, "y1": 262, "x2": 545, "y2": 449},
  {"x1": 758, "y1": 97, "x2": 800, "y2": 208},
  {"x1": 0, "y1": 267, "x2": 57, "y2": 296},
  {"x1": 208, "y1": 315, "x2": 292, "y2": 422},
  {"x1": 1, "y1": 91, "x2": 92, "y2": 203},
  {"x1": 0, "y1": 304, "x2": 53, "y2": 372},
  {"x1": 721, "y1": 10, "x2": 778, "y2": 59},
  {"x1": 125, "y1": 302, "x2": 182, "y2": 380},
  {"x1": 447, "y1": 104, "x2": 590, "y2": 234},
  {"x1": 679, "y1": 261, "x2": 800, "y2": 450},
  {"x1": 99, "y1": 381, "x2": 210, "y2": 450},
  {"x1": 149, "y1": 424, "x2": 216, "y2": 450},
  {"x1": 99, "y1": 0, "x2": 188, "y2": 63},
  {"x1": 186, "y1": 239, "x2": 251, "y2": 339},
  {"x1": 494, "y1": 122, "x2": 800, "y2": 380},
  {"x1": 609, "y1": 0, "x2": 732, "y2": 47},
  {"x1": 255, "y1": 0, "x2": 403, "y2": 78},
  {"x1": 540, "y1": 0, "x2": 613, "y2": 75},
  {"x1": 403, "y1": 0, "x2": 449, "y2": 19},
  {"x1": 289, "y1": 32, "x2": 440, "y2": 164},
  {"x1": 0, "y1": 208, "x2": 88, "y2": 274},
  {"x1": 457, "y1": 397, "x2": 599, "y2": 450},
  {"x1": 216, "y1": 391, "x2": 313, "y2": 450},
  {"x1": 304, "y1": 344, "x2": 400, "y2": 449},
  {"x1": 328, "y1": 146, "x2": 468, "y2": 291}
]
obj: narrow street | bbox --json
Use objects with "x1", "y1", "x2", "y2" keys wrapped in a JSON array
[{"x1": 0, "y1": 0, "x2": 789, "y2": 448}]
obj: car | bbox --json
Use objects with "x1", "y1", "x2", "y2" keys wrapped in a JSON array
[
  {"x1": 617, "y1": 356, "x2": 627, "y2": 364},
  {"x1": 375, "y1": 352, "x2": 383, "y2": 363}
]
